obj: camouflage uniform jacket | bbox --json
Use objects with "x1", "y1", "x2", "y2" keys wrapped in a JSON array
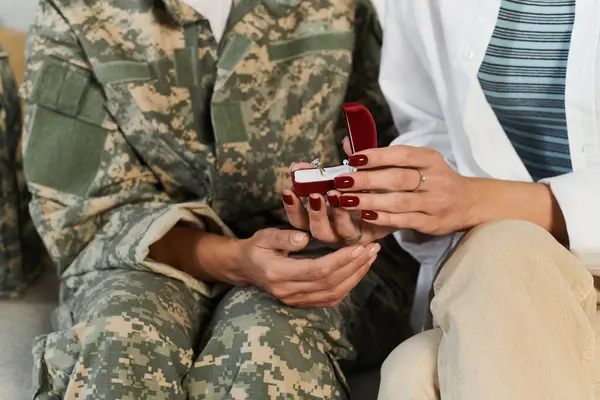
[
  {"x1": 0, "y1": 45, "x2": 45, "y2": 298},
  {"x1": 21, "y1": 0, "x2": 396, "y2": 299}
]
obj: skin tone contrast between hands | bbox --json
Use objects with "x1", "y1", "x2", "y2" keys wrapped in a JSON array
[
  {"x1": 282, "y1": 137, "x2": 569, "y2": 246},
  {"x1": 150, "y1": 139, "x2": 567, "y2": 309}
]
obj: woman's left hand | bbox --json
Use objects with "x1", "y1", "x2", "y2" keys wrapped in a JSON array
[{"x1": 333, "y1": 143, "x2": 479, "y2": 236}]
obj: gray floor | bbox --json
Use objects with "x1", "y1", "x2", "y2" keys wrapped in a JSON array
[{"x1": 0, "y1": 270, "x2": 57, "y2": 399}]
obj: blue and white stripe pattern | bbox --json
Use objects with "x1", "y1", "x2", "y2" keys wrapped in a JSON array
[{"x1": 478, "y1": 0, "x2": 575, "y2": 181}]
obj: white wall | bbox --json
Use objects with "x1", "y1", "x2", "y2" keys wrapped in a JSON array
[
  {"x1": 0, "y1": 0, "x2": 38, "y2": 31},
  {"x1": 0, "y1": 0, "x2": 385, "y2": 32}
]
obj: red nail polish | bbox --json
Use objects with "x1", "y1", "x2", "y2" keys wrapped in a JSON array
[
  {"x1": 334, "y1": 176, "x2": 354, "y2": 189},
  {"x1": 282, "y1": 193, "x2": 294, "y2": 206},
  {"x1": 339, "y1": 196, "x2": 359, "y2": 208},
  {"x1": 349, "y1": 154, "x2": 368, "y2": 167},
  {"x1": 309, "y1": 196, "x2": 322, "y2": 211},
  {"x1": 327, "y1": 194, "x2": 339, "y2": 207},
  {"x1": 361, "y1": 211, "x2": 378, "y2": 220}
]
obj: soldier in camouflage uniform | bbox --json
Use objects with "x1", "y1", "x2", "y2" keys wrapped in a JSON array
[
  {"x1": 22, "y1": 0, "x2": 418, "y2": 398},
  {"x1": 0, "y1": 45, "x2": 46, "y2": 299}
]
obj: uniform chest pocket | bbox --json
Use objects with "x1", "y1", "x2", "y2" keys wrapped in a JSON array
[
  {"x1": 97, "y1": 62, "x2": 215, "y2": 198},
  {"x1": 263, "y1": 31, "x2": 355, "y2": 143}
]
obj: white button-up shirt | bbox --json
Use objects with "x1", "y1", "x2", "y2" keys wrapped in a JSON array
[{"x1": 381, "y1": 0, "x2": 600, "y2": 329}]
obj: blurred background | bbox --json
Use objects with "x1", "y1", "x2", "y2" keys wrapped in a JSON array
[{"x1": 3, "y1": 0, "x2": 386, "y2": 31}]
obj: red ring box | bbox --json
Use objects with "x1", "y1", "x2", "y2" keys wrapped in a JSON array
[{"x1": 292, "y1": 102, "x2": 378, "y2": 197}]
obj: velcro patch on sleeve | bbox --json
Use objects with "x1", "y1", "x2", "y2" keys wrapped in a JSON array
[
  {"x1": 25, "y1": 60, "x2": 111, "y2": 196},
  {"x1": 24, "y1": 106, "x2": 108, "y2": 197}
]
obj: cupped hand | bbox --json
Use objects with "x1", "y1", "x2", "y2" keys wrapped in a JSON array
[
  {"x1": 239, "y1": 228, "x2": 381, "y2": 308},
  {"x1": 282, "y1": 162, "x2": 393, "y2": 246}
]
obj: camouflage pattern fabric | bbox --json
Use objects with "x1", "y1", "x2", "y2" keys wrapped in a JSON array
[
  {"x1": 22, "y1": 0, "x2": 416, "y2": 398},
  {"x1": 0, "y1": 45, "x2": 46, "y2": 298}
]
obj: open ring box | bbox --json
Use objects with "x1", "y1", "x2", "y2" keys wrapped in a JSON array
[{"x1": 292, "y1": 102, "x2": 377, "y2": 197}]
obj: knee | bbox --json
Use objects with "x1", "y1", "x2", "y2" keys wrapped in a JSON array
[
  {"x1": 70, "y1": 271, "x2": 201, "y2": 352},
  {"x1": 207, "y1": 286, "x2": 352, "y2": 362},
  {"x1": 461, "y1": 220, "x2": 559, "y2": 261},
  {"x1": 466, "y1": 219, "x2": 553, "y2": 247},
  {"x1": 210, "y1": 286, "x2": 335, "y2": 350},
  {"x1": 194, "y1": 287, "x2": 346, "y2": 398},
  {"x1": 379, "y1": 330, "x2": 441, "y2": 400},
  {"x1": 433, "y1": 220, "x2": 594, "y2": 321},
  {"x1": 439, "y1": 220, "x2": 586, "y2": 286}
]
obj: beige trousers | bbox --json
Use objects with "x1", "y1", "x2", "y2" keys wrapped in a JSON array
[{"x1": 379, "y1": 220, "x2": 600, "y2": 400}]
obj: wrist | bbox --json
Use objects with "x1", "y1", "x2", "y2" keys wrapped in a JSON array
[
  {"x1": 463, "y1": 177, "x2": 487, "y2": 229},
  {"x1": 152, "y1": 225, "x2": 247, "y2": 285},
  {"x1": 460, "y1": 178, "x2": 568, "y2": 243},
  {"x1": 188, "y1": 232, "x2": 248, "y2": 285}
]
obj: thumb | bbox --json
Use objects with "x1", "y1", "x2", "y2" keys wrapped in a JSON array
[
  {"x1": 255, "y1": 228, "x2": 310, "y2": 252},
  {"x1": 342, "y1": 136, "x2": 352, "y2": 156}
]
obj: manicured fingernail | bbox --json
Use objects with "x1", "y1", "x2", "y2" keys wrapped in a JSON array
[
  {"x1": 339, "y1": 196, "x2": 359, "y2": 208},
  {"x1": 351, "y1": 246, "x2": 365, "y2": 258},
  {"x1": 327, "y1": 193, "x2": 339, "y2": 208},
  {"x1": 282, "y1": 192, "x2": 294, "y2": 206},
  {"x1": 309, "y1": 195, "x2": 322, "y2": 211},
  {"x1": 369, "y1": 243, "x2": 381, "y2": 256},
  {"x1": 361, "y1": 211, "x2": 378, "y2": 220},
  {"x1": 292, "y1": 232, "x2": 307, "y2": 244},
  {"x1": 334, "y1": 176, "x2": 354, "y2": 189},
  {"x1": 349, "y1": 154, "x2": 368, "y2": 167}
]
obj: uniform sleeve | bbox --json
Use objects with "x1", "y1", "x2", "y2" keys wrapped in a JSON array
[{"x1": 20, "y1": 0, "x2": 233, "y2": 297}]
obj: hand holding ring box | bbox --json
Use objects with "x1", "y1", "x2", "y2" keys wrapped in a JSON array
[{"x1": 292, "y1": 102, "x2": 378, "y2": 197}]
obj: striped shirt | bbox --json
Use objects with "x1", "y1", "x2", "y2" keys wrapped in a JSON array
[{"x1": 478, "y1": 0, "x2": 575, "y2": 181}]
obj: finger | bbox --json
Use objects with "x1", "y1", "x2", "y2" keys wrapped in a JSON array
[
  {"x1": 308, "y1": 194, "x2": 340, "y2": 244},
  {"x1": 360, "y1": 210, "x2": 437, "y2": 233},
  {"x1": 348, "y1": 145, "x2": 441, "y2": 170},
  {"x1": 308, "y1": 243, "x2": 380, "y2": 292},
  {"x1": 285, "y1": 241, "x2": 377, "y2": 284},
  {"x1": 265, "y1": 243, "x2": 374, "y2": 299},
  {"x1": 290, "y1": 162, "x2": 315, "y2": 172},
  {"x1": 334, "y1": 168, "x2": 424, "y2": 192},
  {"x1": 328, "y1": 190, "x2": 362, "y2": 243},
  {"x1": 286, "y1": 255, "x2": 377, "y2": 308},
  {"x1": 282, "y1": 190, "x2": 310, "y2": 231},
  {"x1": 338, "y1": 192, "x2": 428, "y2": 213},
  {"x1": 254, "y1": 228, "x2": 310, "y2": 252}
]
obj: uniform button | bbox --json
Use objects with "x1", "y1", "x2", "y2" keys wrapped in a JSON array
[{"x1": 463, "y1": 49, "x2": 475, "y2": 61}]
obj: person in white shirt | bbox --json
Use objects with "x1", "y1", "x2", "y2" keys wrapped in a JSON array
[{"x1": 284, "y1": 0, "x2": 600, "y2": 398}]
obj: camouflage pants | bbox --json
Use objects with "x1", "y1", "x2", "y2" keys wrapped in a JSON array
[{"x1": 33, "y1": 237, "x2": 417, "y2": 400}]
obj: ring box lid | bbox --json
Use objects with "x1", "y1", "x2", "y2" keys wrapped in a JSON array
[
  {"x1": 342, "y1": 102, "x2": 378, "y2": 154},
  {"x1": 291, "y1": 103, "x2": 377, "y2": 197}
]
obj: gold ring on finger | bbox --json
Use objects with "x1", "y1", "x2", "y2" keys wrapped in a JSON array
[{"x1": 410, "y1": 168, "x2": 427, "y2": 192}]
